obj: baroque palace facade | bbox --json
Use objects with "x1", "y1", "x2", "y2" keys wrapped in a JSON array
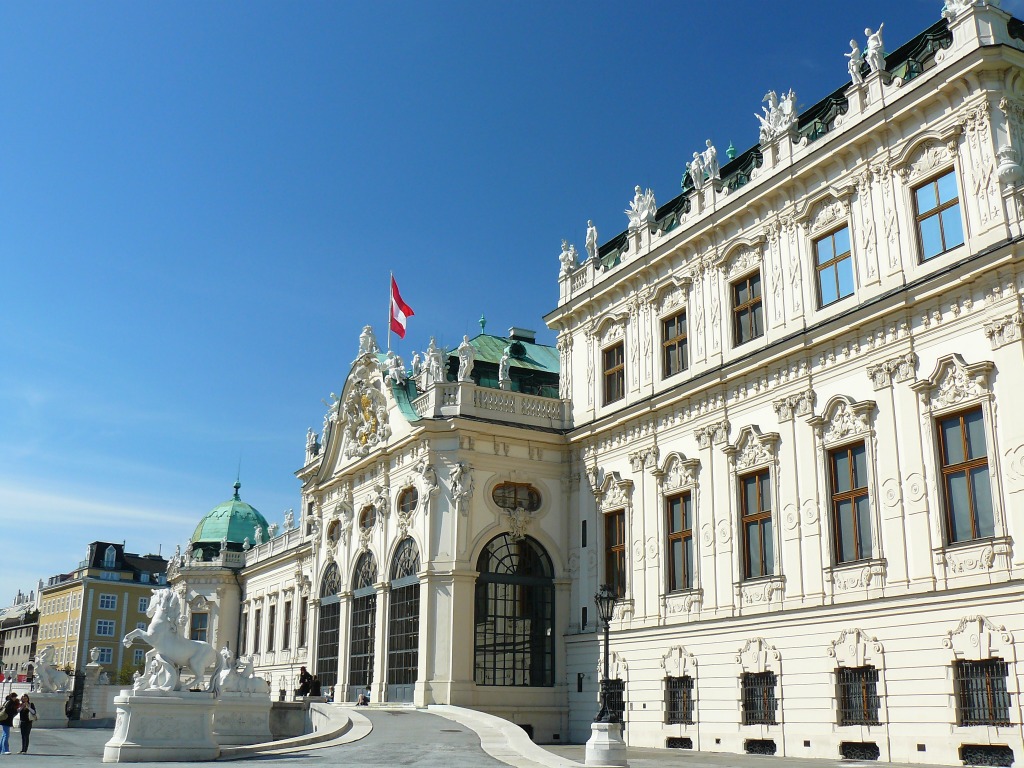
[{"x1": 169, "y1": 2, "x2": 1024, "y2": 764}]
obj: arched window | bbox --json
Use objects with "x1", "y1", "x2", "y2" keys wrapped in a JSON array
[
  {"x1": 492, "y1": 482, "x2": 541, "y2": 511},
  {"x1": 474, "y1": 534, "x2": 554, "y2": 687},
  {"x1": 358, "y1": 506, "x2": 376, "y2": 530},
  {"x1": 387, "y1": 539, "x2": 421, "y2": 702},
  {"x1": 103, "y1": 546, "x2": 117, "y2": 568},
  {"x1": 398, "y1": 488, "x2": 418, "y2": 516},
  {"x1": 348, "y1": 553, "x2": 378, "y2": 695},
  {"x1": 316, "y1": 563, "x2": 342, "y2": 691}
]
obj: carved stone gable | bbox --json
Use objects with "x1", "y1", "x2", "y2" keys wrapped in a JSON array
[
  {"x1": 736, "y1": 637, "x2": 780, "y2": 673},
  {"x1": 809, "y1": 396, "x2": 876, "y2": 445},
  {"x1": 827, "y1": 628, "x2": 883, "y2": 668},
  {"x1": 911, "y1": 354, "x2": 994, "y2": 409},
  {"x1": 661, "y1": 645, "x2": 697, "y2": 678},
  {"x1": 725, "y1": 426, "x2": 780, "y2": 470},
  {"x1": 944, "y1": 615, "x2": 1013, "y2": 661},
  {"x1": 808, "y1": 197, "x2": 849, "y2": 234},
  {"x1": 657, "y1": 453, "x2": 700, "y2": 491},
  {"x1": 594, "y1": 471, "x2": 634, "y2": 513}
]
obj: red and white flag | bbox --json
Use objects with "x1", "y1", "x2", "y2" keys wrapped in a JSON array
[{"x1": 390, "y1": 275, "x2": 414, "y2": 338}]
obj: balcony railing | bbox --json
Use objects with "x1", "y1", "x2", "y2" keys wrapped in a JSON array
[{"x1": 411, "y1": 381, "x2": 571, "y2": 430}]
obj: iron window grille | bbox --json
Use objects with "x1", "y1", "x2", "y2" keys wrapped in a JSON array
[
  {"x1": 662, "y1": 312, "x2": 688, "y2": 379},
  {"x1": 955, "y1": 659, "x2": 1011, "y2": 726},
  {"x1": 607, "y1": 678, "x2": 626, "y2": 723},
  {"x1": 666, "y1": 493, "x2": 693, "y2": 592},
  {"x1": 665, "y1": 676, "x2": 695, "y2": 724},
  {"x1": 938, "y1": 407, "x2": 994, "y2": 543},
  {"x1": 914, "y1": 169, "x2": 964, "y2": 261},
  {"x1": 814, "y1": 226, "x2": 855, "y2": 307},
  {"x1": 740, "y1": 470, "x2": 773, "y2": 579},
  {"x1": 348, "y1": 553, "x2": 379, "y2": 688},
  {"x1": 605, "y1": 509, "x2": 627, "y2": 598},
  {"x1": 836, "y1": 666, "x2": 880, "y2": 725},
  {"x1": 741, "y1": 671, "x2": 778, "y2": 725},
  {"x1": 829, "y1": 443, "x2": 872, "y2": 563},
  {"x1": 732, "y1": 273, "x2": 764, "y2": 346},
  {"x1": 603, "y1": 343, "x2": 625, "y2": 404}
]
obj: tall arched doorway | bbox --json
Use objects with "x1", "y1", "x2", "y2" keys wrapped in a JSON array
[
  {"x1": 347, "y1": 552, "x2": 378, "y2": 701},
  {"x1": 474, "y1": 534, "x2": 555, "y2": 687},
  {"x1": 315, "y1": 563, "x2": 341, "y2": 693},
  {"x1": 386, "y1": 537, "x2": 420, "y2": 702}
]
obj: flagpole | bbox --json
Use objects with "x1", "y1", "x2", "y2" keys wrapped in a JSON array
[{"x1": 387, "y1": 271, "x2": 392, "y2": 353}]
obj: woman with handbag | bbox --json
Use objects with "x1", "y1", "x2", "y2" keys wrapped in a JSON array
[
  {"x1": 18, "y1": 694, "x2": 37, "y2": 754},
  {"x1": 0, "y1": 692, "x2": 18, "y2": 754}
]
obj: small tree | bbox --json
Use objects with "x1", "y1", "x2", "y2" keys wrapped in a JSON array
[{"x1": 116, "y1": 661, "x2": 140, "y2": 685}]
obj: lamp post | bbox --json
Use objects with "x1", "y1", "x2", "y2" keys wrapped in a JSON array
[{"x1": 585, "y1": 584, "x2": 628, "y2": 767}]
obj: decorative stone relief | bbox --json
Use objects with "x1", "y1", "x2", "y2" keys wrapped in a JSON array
[
  {"x1": 695, "y1": 419, "x2": 730, "y2": 448},
  {"x1": 984, "y1": 313, "x2": 1023, "y2": 350},
  {"x1": 809, "y1": 396, "x2": 876, "y2": 445},
  {"x1": 944, "y1": 615, "x2": 1014, "y2": 661},
  {"x1": 725, "y1": 425, "x2": 781, "y2": 470},
  {"x1": 625, "y1": 185, "x2": 657, "y2": 233},
  {"x1": 736, "y1": 637, "x2": 781, "y2": 673},
  {"x1": 656, "y1": 452, "x2": 700, "y2": 491},
  {"x1": 594, "y1": 471, "x2": 634, "y2": 513},
  {"x1": 1003, "y1": 444, "x2": 1024, "y2": 493},
  {"x1": 962, "y1": 103, "x2": 1000, "y2": 226},
  {"x1": 910, "y1": 353, "x2": 994, "y2": 408},
  {"x1": 808, "y1": 198, "x2": 849, "y2": 234},
  {"x1": 720, "y1": 244, "x2": 764, "y2": 281},
  {"x1": 449, "y1": 461, "x2": 474, "y2": 516},
  {"x1": 829, "y1": 562, "x2": 885, "y2": 592},
  {"x1": 881, "y1": 477, "x2": 902, "y2": 508},
  {"x1": 898, "y1": 138, "x2": 959, "y2": 184},
  {"x1": 506, "y1": 507, "x2": 532, "y2": 541},
  {"x1": 628, "y1": 445, "x2": 660, "y2": 473},
  {"x1": 599, "y1": 650, "x2": 629, "y2": 681},
  {"x1": 772, "y1": 389, "x2": 815, "y2": 422},
  {"x1": 342, "y1": 377, "x2": 391, "y2": 458},
  {"x1": 827, "y1": 628, "x2": 883, "y2": 667},
  {"x1": 661, "y1": 645, "x2": 697, "y2": 678},
  {"x1": 866, "y1": 352, "x2": 917, "y2": 390},
  {"x1": 415, "y1": 458, "x2": 439, "y2": 496},
  {"x1": 665, "y1": 589, "x2": 703, "y2": 615},
  {"x1": 738, "y1": 578, "x2": 784, "y2": 605}
]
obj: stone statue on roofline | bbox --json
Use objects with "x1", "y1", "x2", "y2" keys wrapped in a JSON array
[
  {"x1": 846, "y1": 39, "x2": 865, "y2": 85},
  {"x1": 688, "y1": 152, "x2": 705, "y2": 189},
  {"x1": 625, "y1": 185, "x2": 658, "y2": 232},
  {"x1": 559, "y1": 239, "x2": 576, "y2": 277},
  {"x1": 457, "y1": 335, "x2": 476, "y2": 382},
  {"x1": 703, "y1": 140, "x2": 720, "y2": 180},
  {"x1": 942, "y1": 0, "x2": 983, "y2": 21},
  {"x1": 585, "y1": 220, "x2": 598, "y2": 262},
  {"x1": 864, "y1": 24, "x2": 885, "y2": 74},
  {"x1": 424, "y1": 337, "x2": 445, "y2": 387},
  {"x1": 358, "y1": 325, "x2": 380, "y2": 357},
  {"x1": 499, "y1": 346, "x2": 511, "y2": 389},
  {"x1": 756, "y1": 89, "x2": 797, "y2": 143}
]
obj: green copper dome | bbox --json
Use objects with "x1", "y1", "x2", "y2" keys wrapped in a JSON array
[{"x1": 192, "y1": 481, "x2": 270, "y2": 550}]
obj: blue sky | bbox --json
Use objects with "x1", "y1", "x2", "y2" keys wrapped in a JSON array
[{"x1": 1, "y1": 0, "x2": 1014, "y2": 605}]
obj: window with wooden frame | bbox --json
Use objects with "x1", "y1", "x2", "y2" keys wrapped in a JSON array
[
  {"x1": 814, "y1": 225, "x2": 855, "y2": 307},
  {"x1": 666, "y1": 493, "x2": 693, "y2": 592},
  {"x1": 398, "y1": 487, "x2": 419, "y2": 516},
  {"x1": 662, "y1": 312, "x2": 688, "y2": 379},
  {"x1": 829, "y1": 443, "x2": 872, "y2": 563},
  {"x1": 914, "y1": 169, "x2": 964, "y2": 261},
  {"x1": 740, "y1": 470, "x2": 773, "y2": 579},
  {"x1": 937, "y1": 407, "x2": 993, "y2": 543},
  {"x1": 732, "y1": 272, "x2": 764, "y2": 346},
  {"x1": 605, "y1": 509, "x2": 626, "y2": 598},
  {"x1": 492, "y1": 482, "x2": 541, "y2": 511},
  {"x1": 603, "y1": 342, "x2": 625, "y2": 404}
]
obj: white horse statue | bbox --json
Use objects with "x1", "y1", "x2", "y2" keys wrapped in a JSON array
[
  {"x1": 34, "y1": 645, "x2": 70, "y2": 693},
  {"x1": 123, "y1": 589, "x2": 222, "y2": 692}
]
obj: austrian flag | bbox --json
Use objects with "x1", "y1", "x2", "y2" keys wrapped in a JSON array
[{"x1": 390, "y1": 275, "x2": 414, "y2": 338}]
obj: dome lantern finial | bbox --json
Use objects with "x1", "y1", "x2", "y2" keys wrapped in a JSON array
[{"x1": 233, "y1": 480, "x2": 241, "y2": 501}]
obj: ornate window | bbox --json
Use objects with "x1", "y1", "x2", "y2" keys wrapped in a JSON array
[
  {"x1": 103, "y1": 545, "x2": 117, "y2": 568},
  {"x1": 492, "y1": 482, "x2": 541, "y2": 511},
  {"x1": 603, "y1": 342, "x2": 625, "y2": 404},
  {"x1": 474, "y1": 534, "x2": 554, "y2": 687},
  {"x1": 316, "y1": 563, "x2": 341, "y2": 690},
  {"x1": 348, "y1": 553, "x2": 378, "y2": 689},
  {"x1": 358, "y1": 505, "x2": 376, "y2": 531},
  {"x1": 239, "y1": 610, "x2": 248, "y2": 654},
  {"x1": 298, "y1": 596, "x2": 308, "y2": 648},
  {"x1": 814, "y1": 226, "x2": 854, "y2": 307},
  {"x1": 914, "y1": 170, "x2": 964, "y2": 260},
  {"x1": 666, "y1": 493, "x2": 693, "y2": 592},
  {"x1": 398, "y1": 487, "x2": 418, "y2": 516},
  {"x1": 387, "y1": 538, "x2": 420, "y2": 696},
  {"x1": 938, "y1": 408, "x2": 993, "y2": 543},
  {"x1": 829, "y1": 444, "x2": 872, "y2": 562},
  {"x1": 740, "y1": 470, "x2": 773, "y2": 579},
  {"x1": 190, "y1": 613, "x2": 209, "y2": 643},
  {"x1": 605, "y1": 509, "x2": 627, "y2": 598},
  {"x1": 253, "y1": 608, "x2": 262, "y2": 653},
  {"x1": 732, "y1": 272, "x2": 763, "y2": 346},
  {"x1": 662, "y1": 311, "x2": 687, "y2": 379}
]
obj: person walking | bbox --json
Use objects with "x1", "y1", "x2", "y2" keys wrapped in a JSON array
[
  {"x1": 0, "y1": 692, "x2": 18, "y2": 754},
  {"x1": 18, "y1": 694, "x2": 36, "y2": 753}
]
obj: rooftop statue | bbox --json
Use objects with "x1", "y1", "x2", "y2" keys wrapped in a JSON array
[
  {"x1": 499, "y1": 346, "x2": 511, "y2": 387},
  {"x1": 625, "y1": 185, "x2": 658, "y2": 232},
  {"x1": 703, "y1": 140, "x2": 720, "y2": 180},
  {"x1": 559, "y1": 239, "x2": 577, "y2": 277},
  {"x1": 357, "y1": 325, "x2": 380, "y2": 357},
  {"x1": 424, "y1": 337, "x2": 446, "y2": 387},
  {"x1": 846, "y1": 39, "x2": 865, "y2": 85},
  {"x1": 688, "y1": 152, "x2": 705, "y2": 189},
  {"x1": 756, "y1": 89, "x2": 797, "y2": 143},
  {"x1": 457, "y1": 335, "x2": 476, "y2": 382},
  {"x1": 383, "y1": 350, "x2": 407, "y2": 387},
  {"x1": 942, "y1": 0, "x2": 985, "y2": 21},
  {"x1": 585, "y1": 220, "x2": 598, "y2": 262},
  {"x1": 864, "y1": 24, "x2": 885, "y2": 74},
  {"x1": 410, "y1": 351, "x2": 422, "y2": 379}
]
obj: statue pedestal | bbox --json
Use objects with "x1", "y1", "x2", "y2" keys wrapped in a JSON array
[
  {"x1": 103, "y1": 691, "x2": 219, "y2": 763},
  {"x1": 584, "y1": 721, "x2": 629, "y2": 767},
  {"x1": 31, "y1": 691, "x2": 69, "y2": 729},
  {"x1": 213, "y1": 692, "x2": 273, "y2": 745}
]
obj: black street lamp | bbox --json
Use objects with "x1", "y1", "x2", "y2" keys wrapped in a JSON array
[{"x1": 593, "y1": 584, "x2": 619, "y2": 723}]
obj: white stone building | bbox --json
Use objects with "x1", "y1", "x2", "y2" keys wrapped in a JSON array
[{"x1": 546, "y1": 3, "x2": 1024, "y2": 765}]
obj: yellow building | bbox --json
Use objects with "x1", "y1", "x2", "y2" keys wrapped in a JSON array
[{"x1": 38, "y1": 541, "x2": 167, "y2": 675}]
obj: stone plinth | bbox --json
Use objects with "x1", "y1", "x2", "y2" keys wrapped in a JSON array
[
  {"x1": 584, "y1": 721, "x2": 628, "y2": 767},
  {"x1": 213, "y1": 692, "x2": 273, "y2": 745},
  {"x1": 103, "y1": 691, "x2": 219, "y2": 763},
  {"x1": 31, "y1": 691, "x2": 69, "y2": 729}
]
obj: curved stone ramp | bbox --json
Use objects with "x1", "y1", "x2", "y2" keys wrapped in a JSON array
[
  {"x1": 218, "y1": 703, "x2": 372, "y2": 761},
  {"x1": 428, "y1": 705, "x2": 585, "y2": 768}
]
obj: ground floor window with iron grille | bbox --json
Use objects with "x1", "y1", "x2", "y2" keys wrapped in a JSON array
[
  {"x1": 474, "y1": 534, "x2": 554, "y2": 686},
  {"x1": 741, "y1": 672, "x2": 777, "y2": 725},
  {"x1": 607, "y1": 679, "x2": 626, "y2": 723},
  {"x1": 665, "y1": 676, "x2": 694, "y2": 724},
  {"x1": 955, "y1": 658, "x2": 1011, "y2": 726},
  {"x1": 836, "y1": 666, "x2": 880, "y2": 725}
]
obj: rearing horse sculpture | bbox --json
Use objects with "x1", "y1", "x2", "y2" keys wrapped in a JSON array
[{"x1": 123, "y1": 589, "x2": 222, "y2": 691}]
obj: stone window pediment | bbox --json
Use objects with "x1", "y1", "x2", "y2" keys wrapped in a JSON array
[
  {"x1": 717, "y1": 238, "x2": 766, "y2": 281},
  {"x1": 656, "y1": 452, "x2": 700, "y2": 492},
  {"x1": 809, "y1": 396, "x2": 877, "y2": 446},
  {"x1": 910, "y1": 353, "x2": 994, "y2": 411},
  {"x1": 724, "y1": 426, "x2": 780, "y2": 470}
]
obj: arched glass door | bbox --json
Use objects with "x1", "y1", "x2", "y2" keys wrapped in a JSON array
[
  {"x1": 315, "y1": 563, "x2": 341, "y2": 693},
  {"x1": 347, "y1": 552, "x2": 378, "y2": 701},
  {"x1": 474, "y1": 534, "x2": 555, "y2": 687},
  {"x1": 386, "y1": 538, "x2": 420, "y2": 702}
]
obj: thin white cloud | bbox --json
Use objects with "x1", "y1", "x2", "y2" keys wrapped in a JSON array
[{"x1": 0, "y1": 481, "x2": 194, "y2": 527}]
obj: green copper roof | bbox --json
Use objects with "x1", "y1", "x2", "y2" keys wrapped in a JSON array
[
  {"x1": 192, "y1": 481, "x2": 270, "y2": 546},
  {"x1": 463, "y1": 334, "x2": 559, "y2": 373}
]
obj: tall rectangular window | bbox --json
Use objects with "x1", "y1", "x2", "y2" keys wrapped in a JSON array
[
  {"x1": 605, "y1": 510, "x2": 626, "y2": 598},
  {"x1": 938, "y1": 408, "x2": 993, "y2": 543},
  {"x1": 741, "y1": 470, "x2": 773, "y2": 579},
  {"x1": 815, "y1": 226, "x2": 854, "y2": 307},
  {"x1": 741, "y1": 671, "x2": 778, "y2": 725},
  {"x1": 830, "y1": 443, "x2": 872, "y2": 563},
  {"x1": 253, "y1": 608, "x2": 262, "y2": 653},
  {"x1": 666, "y1": 493, "x2": 693, "y2": 592},
  {"x1": 282, "y1": 601, "x2": 292, "y2": 650},
  {"x1": 299, "y1": 597, "x2": 309, "y2": 647},
  {"x1": 190, "y1": 613, "x2": 208, "y2": 643},
  {"x1": 267, "y1": 605, "x2": 276, "y2": 652},
  {"x1": 603, "y1": 343, "x2": 625, "y2": 404},
  {"x1": 239, "y1": 611, "x2": 248, "y2": 654},
  {"x1": 915, "y1": 170, "x2": 964, "y2": 260},
  {"x1": 955, "y1": 659, "x2": 1011, "y2": 726},
  {"x1": 836, "y1": 666, "x2": 880, "y2": 725},
  {"x1": 665, "y1": 676, "x2": 695, "y2": 724},
  {"x1": 732, "y1": 273, "x2": 764, "y2": 346},
  {"x1": 662, "y1": 312, "x2": 688, "y2": 379}
]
